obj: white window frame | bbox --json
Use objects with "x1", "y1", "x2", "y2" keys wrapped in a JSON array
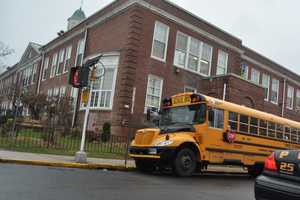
[
  {"x1": 80, "y1": 55, "x2": 119, "y2": 110},
  {"x1": 184, "y1": 86, "x2": 197, "y2": 93},
  {"x1": 63, "y1": 45, "x2": 72, "y2": 73},
  {"x1": 261, "y1": 73, "x2": 270, "y2": 101},
  {"x1": 173, "y1": 31, "x2": 213, "y2": 77},
  {"x1": 59, "y1": 86, "x2": 66, "y2": 97},
  {"x1": 286, "y1": 85, "x2": 294, "y2": 110},
  {"x1": 296, "y1": 90, "x2": 300, "y2": 111},
  {"x1": 50, "y1": 53, "x2": 58, "y2": 78},
  {"x1": 76, "y1": 39, "x2": 85, "y2": 66},
  {"x1": 251, "y1": 68, "x2": 260, "y2": 84},
  {"x1": 216, "y1": 50, "x2": 228, "y2": 75},
  {"x1": 144, "y1": 74, "x2": 164, "y2": 113},
  {"x1": 241, "y1": 63, "x2": 249, "y2": 80},
  {"x1": 42, "y1": 57, "x2": 49, "y2": 81},
  {"x1": 151, "y1": 21, "x2": 170, "y2": 62},
  {"x1": 56, "y1": 49, "x2": 65, "y2": 76},
  {"x1": 31, "y1": 63, "x2": 37, "y2": 85},
  {"x1": 270, "y1": 78, "x2": 279, "y2": 104}
]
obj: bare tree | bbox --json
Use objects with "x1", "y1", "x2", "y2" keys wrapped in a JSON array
[{"x1": 0, "y1": 41, "x2": 14, "y2": 72}]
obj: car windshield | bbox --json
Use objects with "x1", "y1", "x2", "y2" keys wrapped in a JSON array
[{"x1": 160, "y1": 103, "x2": 206, "y2": 126}]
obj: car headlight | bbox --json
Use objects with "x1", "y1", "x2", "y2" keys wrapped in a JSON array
[{"x1": 156, "y1": 140, "x2": 173, "y2": 147}]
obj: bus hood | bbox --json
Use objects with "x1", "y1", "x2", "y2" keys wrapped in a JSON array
[{"x1": 133, "y1": 128, "x2": 161, "y2": 146}]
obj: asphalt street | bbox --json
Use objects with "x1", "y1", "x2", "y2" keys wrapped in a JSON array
[{"x1": 0, "y1": 163, "x2": 255, "y2": 200}]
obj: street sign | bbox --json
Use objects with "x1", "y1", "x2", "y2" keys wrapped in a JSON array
[{"x1": 81, "y1": 89, "x2": 90, "y2": 105}]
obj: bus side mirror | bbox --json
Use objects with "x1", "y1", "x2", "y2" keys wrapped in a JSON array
[{"x1": 146, "y1": 109, "x2": 151, "y2": 121}]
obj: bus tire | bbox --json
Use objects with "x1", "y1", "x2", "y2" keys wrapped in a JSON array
[
  {"x1": 173, "y1": 148, "x2": 197, "y2": 177},
  {"x1": 135, "y1": 159, "x2": 155, "y2": 173},
  {"x1": 247, "y1": 165, "x2": 263, "y2": 177}
]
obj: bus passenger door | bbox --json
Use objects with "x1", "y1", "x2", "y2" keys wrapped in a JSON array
[{"x1": 204, "y1": 107, "x2": 226, "y2": 163}]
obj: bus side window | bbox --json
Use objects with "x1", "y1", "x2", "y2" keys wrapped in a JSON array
[
  {"x1": 298, "y1": 129, "x2": 300, "y2": 144},
  {"x1": 284, "y1": 127, "x2": 291, "y2": 141},
  {"x1": 250, "y1": 117, "x2": 258, "y2": 135},
  {"x1": 239, "y1": 115, "x2": 249, "y2": 134},
  {"x1": 276, "y1": 124, "x2": 284, "y2": 139},
  {"x1": 259, "y1": 120, "x2": 267, "y2": 136},
  {"x1": 291, "y1": 128, "x2": 298, "y2": 143},
  {"x1": 268, "y1": 122, "x2": 276, "y2": 138},
  {"x1": 228, "y1": 112, "x2": 238, "y2": 131},
  {"x1": 208, "y1": 108, "x2": 224, "y2": 129}
]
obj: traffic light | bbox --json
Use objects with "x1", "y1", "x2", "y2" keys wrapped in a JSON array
[
  {"x1": 69, "y1": 67, "x2": 80, "y2": 88},
  {"x1": 68, "y1": 66, "x2": 90, "y2": 88},
  {"x1": 78, "y1": 66, "x2": 90, "y2": 88}
]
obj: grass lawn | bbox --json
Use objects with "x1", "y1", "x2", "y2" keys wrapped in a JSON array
[{"x1": 0, "y1": 130, "x2": 129, "y2": 160}]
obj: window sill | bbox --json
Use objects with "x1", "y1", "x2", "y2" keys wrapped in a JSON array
[
  {"x1": 173, "y1": 64, "x2": 210, "y2": 77},
  {"x1": 150, "y1": 55, "x2": 166, "y2": 63}
]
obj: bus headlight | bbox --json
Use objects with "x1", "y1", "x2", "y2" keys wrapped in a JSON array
[{"x1": 156, "y1": 140, "x2": 173, "y2": 147}]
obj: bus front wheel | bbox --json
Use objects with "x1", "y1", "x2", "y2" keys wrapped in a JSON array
[{"x1": 173, "y1": 148, "x2": 197, "y2": 177}]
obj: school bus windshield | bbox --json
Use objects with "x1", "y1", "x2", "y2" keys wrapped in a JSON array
[{"x1": 160, "y1": 103, "x2": 206, "y2": 126}]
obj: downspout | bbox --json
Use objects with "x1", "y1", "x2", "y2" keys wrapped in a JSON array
[
  {"x1": 72, "y1": 26, "x2": 88, "y2": 128},
  {"x1": 37, "y1": 51, "x2": 45, "y2": 94},
  {"x1": 281, "y1": 79, "x2": 286, "y2": 117},
  {"x1": 222, "y1": 83, "x2": 227, "y2": 101}
]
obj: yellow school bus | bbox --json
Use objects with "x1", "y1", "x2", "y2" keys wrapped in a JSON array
[{"x1": 129, "y1": 93, "x2": 300, "y2": 176}]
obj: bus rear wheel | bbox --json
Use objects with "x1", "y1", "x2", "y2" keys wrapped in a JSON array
[
  {"x1": 135, "y1": 159, "x2": 155, "y2": 173},
  {"x1": 173, "y1": 148, "x2": 197, "y2": 177}
]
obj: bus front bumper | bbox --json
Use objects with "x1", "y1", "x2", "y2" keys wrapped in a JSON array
[{"x1": 128, "y1": 146, "x2": 176, "y2": 161}]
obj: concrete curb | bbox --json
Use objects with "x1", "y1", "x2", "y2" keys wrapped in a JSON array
[{"x1": 0, "y1": 158, "x2": 136, "y2": 171}]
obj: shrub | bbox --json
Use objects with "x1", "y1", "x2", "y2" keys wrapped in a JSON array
[{"x1": 101, "y1": 122, "x2": 111, "y2": 142}]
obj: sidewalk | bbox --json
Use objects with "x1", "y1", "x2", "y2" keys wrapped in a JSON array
[
  {"x1": 0, "y1": 150, "x2": 247, "y2": 174},
  {"x1": 0, "y1": 150, "x2": 135, "y2": 170}
]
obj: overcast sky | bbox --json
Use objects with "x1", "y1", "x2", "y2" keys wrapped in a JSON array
[{"x1": 1, "y1": 0, "x2": 299, "y2": 75}]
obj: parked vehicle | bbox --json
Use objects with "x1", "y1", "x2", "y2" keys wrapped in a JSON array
[{"x1": 255, "y1": 150, "x2": 300, "y2": 200}]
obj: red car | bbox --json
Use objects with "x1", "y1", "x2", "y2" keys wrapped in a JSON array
[{"x1": 255, "y1": 150, "x2": 300, "y2": 200}]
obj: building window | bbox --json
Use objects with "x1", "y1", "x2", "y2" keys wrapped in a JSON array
[
  {"x1": 76, "y1": 39, "x2": 85, "y2": 66},
  {"x1": 53, "y1": 88, "x2": 59, "y2": 97},
  {"x1": 151, "y1": 21, "x2": 169, "y2": 62},
  {"x1": 208, "y1": 108, "x2": 224, "y2": 129},
  {"x1": 64, "y1": 46, "x2": 72, "y2": 73},
  {"x1": 47, "y1": 88, "x2": 53, "y2": 98},
  {"x1": 216, "y1": 50, "x2": 228, "y2": 75},
  {"x1": 286, "y1": 85, "x2": 294, "y2": 109},
  {"x1": 57, "y1": 49, "x2": 65, "y2": 75},
  {"x1": 296, "y1": 90, "x2": 300, "y2": 110},
  {"x1": 82, "y1": 55, "x2": 119, "y2": 109},
  {"x1": 174, "y1": 32, "x2": 188, "y2": 67},
  {"x1": 50, "y1": 53, "x2": 58, "y2": 78},
  {"x1": 261, "y1": 74, "x2": 270, "y2": 101},
  {"x1": 42, "y1": 57, "x2": 49, "y2": 81},
  {"x1": 251, "y1": 68, "x2": 260, "y2": 84},
  {"x1": 174, "y1": 32, "x2": 213, "y2": 76},
  {"x1": 145, "y1": 74, "x2": 163, "y2": 112},
  {"x1": 31, "y1": 63, "x2": 37, "y2": 84},
  {"x1": 59, "y1": 86, "x2": 66, "y2": 97},
  {"x1": 240, "y1": 63, "x2": 248, "y2": 79},
  {"x1": 270, "y1": 78, "x2": 279, "y2": 104},
  {"x1": 184, "y1": 86, "x2": 197, "y2": 93}
]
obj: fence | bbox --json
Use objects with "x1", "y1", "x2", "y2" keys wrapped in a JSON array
[{"x1": 0, "y1": 128, "x2": 129, "y2": 159}]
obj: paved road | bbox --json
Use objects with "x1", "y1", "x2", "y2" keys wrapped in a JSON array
[{"x1": 0, "y1": 163, "x2": 255, "y2": 200}]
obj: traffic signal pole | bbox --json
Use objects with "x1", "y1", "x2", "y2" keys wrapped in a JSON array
[{"x1": 75, "y1": 81, "x2": 93, "y2": 163}]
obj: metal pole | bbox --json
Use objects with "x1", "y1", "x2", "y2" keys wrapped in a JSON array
[{"x1": 75, "y1": 81, "x2": 93, "y2": 163}]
